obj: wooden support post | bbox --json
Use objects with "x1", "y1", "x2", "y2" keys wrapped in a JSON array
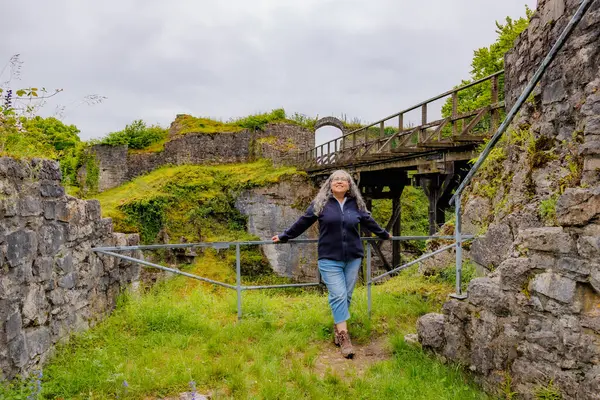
[
  {"x1": 392, "y1": 196, "x2": 401, "y2": 268},
  {"x1": 363, "y1": 196, "x2": 392, "y2": 271},
  {"x1": 380, "y1": 121, "x2": 385, "y2": 139},
  {"x1": 420, "y1": 174, "x2": 456, "y2": 235}
]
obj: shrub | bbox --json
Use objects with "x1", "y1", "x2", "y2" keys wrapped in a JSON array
[{"x1": 101, "y1": 120, "x2": 168, "y2": 150}]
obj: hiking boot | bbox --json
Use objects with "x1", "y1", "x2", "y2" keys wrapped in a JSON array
[
  {"x1": 334, "y1": 325, "x2": 340, "y2": 347},
  {"x1": 338, "y1": 330, "x2": 354, "y2": 359}
]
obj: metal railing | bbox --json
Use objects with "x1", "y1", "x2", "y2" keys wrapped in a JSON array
[{"x1": 93, "y1": 235, "x2": 473, "y2": 320}]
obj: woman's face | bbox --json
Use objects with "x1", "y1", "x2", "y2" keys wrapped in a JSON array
[{"x1": 330, "y1": 173, "x2": 350, "y2": 196}]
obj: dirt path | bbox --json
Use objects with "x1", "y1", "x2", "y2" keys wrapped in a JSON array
[{"x1": 312, "y1": 336, "x2": 391, "y2": 380}]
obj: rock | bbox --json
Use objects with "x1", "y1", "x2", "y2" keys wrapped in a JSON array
[
  {"x1": 578, "y1": 236, "x2": 600, "y2": 259},
  {"x1": 8, "y1": 333, "x2": 28, "y2": 368},
  {"x1": 468, "y1": 278, "x2": 509, "y2": 316},
  {"x1": 579, "y1": 366, "x2": 600, "y2": 400},
  {"x1": 555, "y1": 257, "x2": 596, "y2": 281},
  {"x1": 6, "y1": 230, "x2": 37, "y2": 268},
  {"x1": 32, "y1": 257, "x2": 53, "y2": 282},
  {"x1": 471, "y1": 223, "x2": 513, "y2": 269},
  {"x1": 25, "y1": 327, "x2": 51, "y2": 358},
  {"x1": 462, "y1": 196, "x2": 491, "y2": 235},
  {"x1": 517, "y1": 227, "x2": 576, "y2": 254},
  {"x1": 530, "y1": 272, "x2": 577, "y2": 304},
  {"x1": 404, "y1": 333, "x2": 419, "y2": 345},
  {"x1": 39, "y1": 182, "x2": 65, "y2": 198},
  {"x1": 591, "y1": 268, "x2": 600, "y2": 294},
  {"x1": 498, "y1": 258, "x2": 536, "y2": 291},
  {"x1": 417, "y1": 313, "x2": 446, "y2": 350},
  {"x1": 38, "y1": 224, "x2": 66, "y2": 257},
  {"x1": 18, "y1": 196, "x2": 42, "y2": 217},
  {"x1": 556, "y1": 188, "x2": 600, "y2": 226},
  {"x1": 5, "y1": 312, "x2": 22, "y2": 342}
]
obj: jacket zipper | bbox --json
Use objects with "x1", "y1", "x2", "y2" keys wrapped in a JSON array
[{"x1": 340, "y1": 200, "x2": 346, "y2": 260}]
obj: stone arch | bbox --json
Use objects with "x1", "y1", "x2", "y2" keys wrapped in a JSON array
[{"x1": 314, "y1": 116, "x2": 345, "y2": 132}]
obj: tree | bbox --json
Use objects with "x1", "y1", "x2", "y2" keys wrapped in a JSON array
[{"x1": 441, "y1": 7, "x2": 533, "y2": 123}]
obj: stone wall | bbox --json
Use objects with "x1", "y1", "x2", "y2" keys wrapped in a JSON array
[
  {"x1": 92, "y1": 123, "x2": 315, "y2": 192},
  {"x1": 0, "y1": 157, "x2": 140, "y2": 379},
  {"x1": 417, "y1": 0, "x2": 600, "y2": 398},
  {"x1": 235, "y1": 175, "x2": 319, "y2": 279}
]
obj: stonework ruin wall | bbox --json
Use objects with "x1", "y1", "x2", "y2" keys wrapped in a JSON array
[
  {"x1": 418, "y1": 0, "x2": 600, "y2": 398},
  {"x1": 92, "y1": 123, "x2": 315, "y2": 192},
  {"x1": 0, "y1": 157, "x2": 140, "y2": 379}
]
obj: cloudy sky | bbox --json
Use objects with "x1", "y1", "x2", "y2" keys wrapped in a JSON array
[{"x1": 1, "y1": 0, "x2": 535, "y2": 141}]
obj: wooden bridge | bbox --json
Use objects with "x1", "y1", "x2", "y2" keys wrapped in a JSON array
[{"x1": 292, "y1": 71, "x2": 506, "y2": 270}]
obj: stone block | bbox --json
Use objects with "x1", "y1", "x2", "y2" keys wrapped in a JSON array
[
  {"x1": 5, "y1": 311, "x2": 22, "y2": 341},
  {"x1": 25, "y1": 327, "x2": 51, "y2": 358},
  {"x1": 468, "y1": 277, "x2": 509, "y2": 316},
  {"x1": 22, "y1": 285, "x2": 47, "y2": 327},
  {"x1": 18, "y1": 196, "x2": 42, "y2": 217},
  {"x1": 39, "y1": 181, "x2": 65, "y2": 198},
  {"x1": 578, "y1": 366, "x2": 600, "y2": 399},
  {"x1": 33, "y1": 257, "x2": 53, "y2": 282},
  {"x1": 417, "y1": 313, "x2": 445, "y2": 350},
  {"x1": 555, "y1": 257, "x2": 593, "y2": 281},
  {"x1": 31, "y1": 159, "x2": 61, "y2": 181},
  {"x1": 498, "y1": 257, "x2": 536, "y2": 291},
  {"x1": 530, "y1": 272, "x2": 576, "y2": 304},
  {"x1": 85, "y1": 200, "x2": 101, "y2": 221},
  {"x1": 556, "y1": 188, "x2": 600, "y2": 226},
  {"x1": 55, "y1": 199, "x2": 69, "y2": 222},
  {"x1": 578, "y1": 236, "x2": 600, "y2": 259},
  {"x1": 517, "y1": 227, "x2": 576, "y2": 254},
  {"x1": 542, "y1": 79, "x2": 567, "y2": 105},
  {"x1": 591, "y1": 268, "x2": 600, "y2": 294},
  {"x1": 43, "y1": 200, "x2": 56, "y2": 220},
  {"x1": 8, "y1": 333, "x2": 28, "y2": 368},
  {"x1": 58, "y1": 272, "x2": 77, "y2": 289},
  {"x1": 584, "y1": 116, "x2": 600, "y2": 136},
  {"x1": 38, "y1": 224, "x2": 66, "y2": 257},
  {"x1": 0, "y1": 198, "x2": 17, "y2": 217},
  {"x1": 471, "y1": 223, "x2": 513, "y2": 269},
  {"x1": 6, "y1": 230, "x2": 37, "y2": 267}
]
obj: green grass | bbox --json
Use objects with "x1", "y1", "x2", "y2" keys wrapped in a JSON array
[{"x1": 1, "y1": 262, "x2": 489, "y2": 399}]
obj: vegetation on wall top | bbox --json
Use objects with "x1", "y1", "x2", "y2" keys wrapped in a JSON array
[{"x1": 93, "y1": 159, "x2": 301, "y2": 244}]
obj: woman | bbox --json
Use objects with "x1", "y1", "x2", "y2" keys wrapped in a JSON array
[{"x1": 272, "y1": 170, "x2": 390, "y2": 358}]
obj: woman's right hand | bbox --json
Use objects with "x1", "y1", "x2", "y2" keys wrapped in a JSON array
[{"x1": 271, "y1": 235, "x2": 280, "y2": 243}]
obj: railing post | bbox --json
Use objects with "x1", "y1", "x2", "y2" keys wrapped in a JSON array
[
  {"x1": 420, "y1": 104, "x2": 427, "y2": 143},
  {"x1": 491, "y1": 74, "x2": 499, "y2": 132},
  {"x1": 236, "y1": 244, "x2": 242, "y2": 320},
  {"x1": 452, "y1": 91, "x2": 458, "y2": 137},
  {"x1": 367, "y1": 241, "x2": 372, "y2": 318},
  {"x1": 451, "y1": 193, "x2": 467, "y2": 299},
  {"x1": 380, "y1": 121, "x2": 385, "y2": 139}
]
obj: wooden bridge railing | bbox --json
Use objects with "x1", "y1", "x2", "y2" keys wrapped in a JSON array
[{"x1": 298, "y1": 70, "x2": 505, "y2": 170}]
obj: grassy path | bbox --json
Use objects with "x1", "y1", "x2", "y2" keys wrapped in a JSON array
[{"x1": 3, "y1": 256, "x2": 490, "y2": 399}]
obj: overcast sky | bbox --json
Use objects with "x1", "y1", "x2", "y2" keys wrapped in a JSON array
[{"x1": 1, "y1": 0, "x2": 536, "y2": 141}]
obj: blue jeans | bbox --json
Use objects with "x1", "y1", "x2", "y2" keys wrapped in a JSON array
[{"x1": 318, "y1": 258, "x2": 362, "y2": 324}]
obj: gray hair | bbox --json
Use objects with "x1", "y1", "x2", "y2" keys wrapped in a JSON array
[{"x1": 312, "y1": 170, "x2": 367, "y2": 216}]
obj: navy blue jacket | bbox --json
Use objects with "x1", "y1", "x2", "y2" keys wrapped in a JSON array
[{"x1": 278, "y1": 197, "x2": 390, "y2": 261}]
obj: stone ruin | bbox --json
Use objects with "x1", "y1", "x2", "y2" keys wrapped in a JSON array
[
  {"x1": 417, "y1": 0, "x2": 600, "y2": 398},
  {"x1": 0, "y1": 158, "x2": 140, "y2": 379}
]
